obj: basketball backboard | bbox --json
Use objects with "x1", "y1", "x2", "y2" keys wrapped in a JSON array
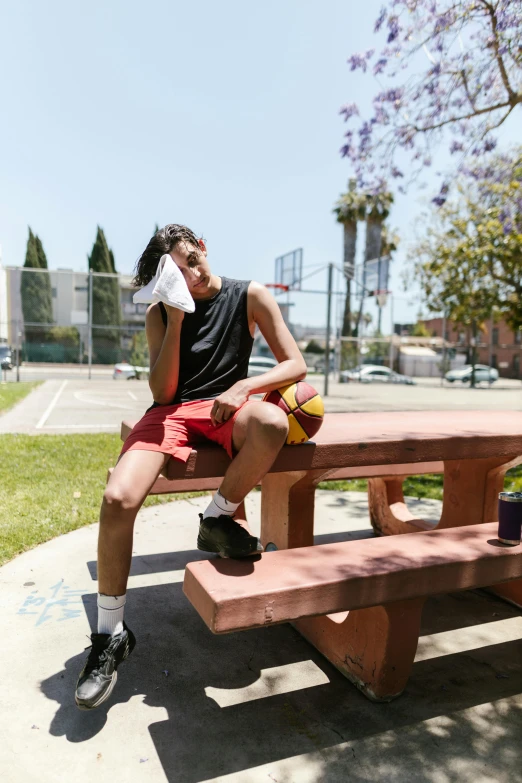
[
  {"x1": 355, "y1": 254, "x2": 390, "y2": 297},
  {"x1": 275, "y1": 248, "x2": 303, "y2": 291}
]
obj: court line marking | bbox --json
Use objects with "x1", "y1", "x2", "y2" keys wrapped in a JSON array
[
  {"x1": 73, "y1": 391, "x2": 137, "y2": 411},
  {"x1": 127, "y1": 390, "x2": 138, "y2": 400},
  {"x1": 42, "y1": 424, "x2": 119, "y2": 429},
  {"x1": 36, "y1": 380, "x2": 68, "y2": 429}
]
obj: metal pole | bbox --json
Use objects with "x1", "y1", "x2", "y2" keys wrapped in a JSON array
[
  {"x1": 88, "y1": 269, "x2": 93, "y2": 381},
  {"x1": 441, "y1": 310, "x2": 446, "y2": 387},
  {"x1": 16, "y1": 319, "x2": 20, "y2": 382},
  {"x1": 488, "y1": 317, "x2": 493, "y2": 387},
  {"x1": 377, "y1": 254, "x2": 382, "y2": 334},
  {"x1": 324, "y1": 263, "x2": 333, "y2": 397},
  {"x1": 388, "y1": 294, "x2": 394, "y2": 370}
]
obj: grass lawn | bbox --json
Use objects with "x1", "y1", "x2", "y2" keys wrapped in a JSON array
[
  {"x1": 1, "y1": 431, "x2": 521, "y2": 567},
  {"x1": 0, "y1": 381, "x2": 42, "y2": 414},
  {"x1": 0, "y1": 433, "x2": 208, "y2": 566}
]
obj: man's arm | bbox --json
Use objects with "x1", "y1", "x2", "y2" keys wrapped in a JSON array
[
  {"x1": 146, "y1": 303, "x2": 184, "y2": 404},
  {"x1": 241, "y1": 281, "x2": 307, "y2": 395},
  {"x1": 209, "y1": 282, "x2": 307, "y2": 425}
]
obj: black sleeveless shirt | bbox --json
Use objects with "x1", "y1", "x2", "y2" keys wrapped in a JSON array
[{"x1": 148, "y1": 277, "x2": 254, "y2": 409}]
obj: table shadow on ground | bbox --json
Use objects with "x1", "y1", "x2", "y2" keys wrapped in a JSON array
[
  {"x1": 86, "y1": 549, "x2": 212, "y2": 580},
  {"x1": 39, "y1": 583, "x2": 522, "y2": 783}
]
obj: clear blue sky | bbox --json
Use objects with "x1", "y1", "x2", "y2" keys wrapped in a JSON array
[{"x1": 1, "y1": 0, "x2": 519, "y2": 330}]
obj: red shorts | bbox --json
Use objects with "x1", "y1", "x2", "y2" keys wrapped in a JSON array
[{"x1": 119, "y1": 398, "x2": 257, "y2": 463}]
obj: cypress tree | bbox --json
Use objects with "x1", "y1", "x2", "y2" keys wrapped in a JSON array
[
  {"x1": 108, "y1": 248, "x2": 116, "y2": 274},
  {"x1": 34, "y1": 234, "x2": 54, "y2": 332},
  {"x1": 88, "y1": 227, "x2": 122, "y2": 362},
  {"x1": 23, "y1": 228, "x2": 38, "y2": 268},
  {"x1": 21, "y1": 229, "x2": 53, "y2": 343},
  {"x1": 35, "y1": 235, "x2": 48, "y2": 268}
]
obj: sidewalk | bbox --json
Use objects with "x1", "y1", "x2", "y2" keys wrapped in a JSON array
[{"x1": 1, "y1": 490, "x2": 521, "y2": 783}]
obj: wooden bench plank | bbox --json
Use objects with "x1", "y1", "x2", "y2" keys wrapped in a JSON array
[
  {"x1": 108, "y1": 462, "x2": 446, "y2": 495},
  {"x1": 118, "y1": 419, "x2": 446, "y2": 493},
  {"x1": 183, "y1": 522, "x2": 522, "y2": 634}
]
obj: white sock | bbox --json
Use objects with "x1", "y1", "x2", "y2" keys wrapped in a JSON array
[
  {"x1": 202, "y1": 489, "x2": 240, "y2": 519},
  {"x1": 97, "y1": 593, "x2": 126, "y2": 636}
]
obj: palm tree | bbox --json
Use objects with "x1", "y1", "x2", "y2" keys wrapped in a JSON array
[{"x1": 333, "y1": 180, "x2": 367, "y2": 338}]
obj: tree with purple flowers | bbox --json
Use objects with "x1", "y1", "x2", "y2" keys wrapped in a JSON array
[
  {"x1": 407, "y1": 147, "x2": 522, "y2": 383},
  {"x1": 340, "y1": 1, "x2": 522, "y2": 197}
]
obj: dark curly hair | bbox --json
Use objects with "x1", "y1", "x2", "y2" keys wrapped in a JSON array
[{"x1": 132, "y1": 224, "x2": 205, "y2": 288}]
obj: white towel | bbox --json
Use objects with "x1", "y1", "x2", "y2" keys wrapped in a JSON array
[{"x1": 133, "y1": 254, "x2": 195, "y2": 313}]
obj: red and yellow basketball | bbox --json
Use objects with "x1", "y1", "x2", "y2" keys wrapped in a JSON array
[{"x1": 263, "y1": 381, "x2": 324, "y2": 444}]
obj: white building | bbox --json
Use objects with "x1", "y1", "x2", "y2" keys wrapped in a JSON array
[
  {"x1": 399, "y1": 345, "x2": 441, "y2": 377},
  {"x1": 1, "y1": 266, "x2": 147, "y2": 357}
]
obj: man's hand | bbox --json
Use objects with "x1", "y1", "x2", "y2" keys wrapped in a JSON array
[{"x1": 210, "y1": 382, "x2": 250, "y2": 427}]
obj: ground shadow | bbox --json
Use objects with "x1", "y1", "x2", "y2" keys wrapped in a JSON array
[
  {"x1": 40, "y1": 582, "x2": 522, "y2": 782},
  {"x1": 86, "y1": 549, "x2": 211, "y2": 580}
]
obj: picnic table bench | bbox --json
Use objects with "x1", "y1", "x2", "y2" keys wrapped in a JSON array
[{"x1": 116, "y1": 410, "x2": 522, "y2": 701}]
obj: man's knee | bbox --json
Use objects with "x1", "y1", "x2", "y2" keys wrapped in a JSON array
[
  {"x1": 248, "y1": 403, "x2": 289, "y2": 443},
  {"x1": 103, "y1": 483, "x2": 142, "y2": 514}
]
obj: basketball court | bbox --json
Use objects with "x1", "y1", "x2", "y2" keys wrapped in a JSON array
[
  {"x1": 1, "y1": 374, "x2": 521, "y2": 436},
  {"x1": 0, "y1": 378, "x2": 153, "y2": 435}
]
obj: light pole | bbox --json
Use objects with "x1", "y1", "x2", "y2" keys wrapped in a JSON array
[
  {"x1": 88, "y1": 269, "x2": 93, "y2": 380},
  {"x1": 388, "y1": 294, "x2": 394, "y2": 370},
  {"x1": 324, "y1": 263, "x2": 333, "y2": 397}
]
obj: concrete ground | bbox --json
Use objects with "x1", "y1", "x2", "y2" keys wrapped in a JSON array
[
  {"x1": 1, "y1": 373, "x2": 521, "y2": 780},
  {"x1": 1, "y1": 490, "x2": 521, "y2": 783},
  {"x1": 1, "y1": 375, "x2": 521, "y2": 434}
]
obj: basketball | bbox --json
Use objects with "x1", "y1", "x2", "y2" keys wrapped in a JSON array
[{"x1": 263, "y1": 381, "x2": 324, "y2": 444}]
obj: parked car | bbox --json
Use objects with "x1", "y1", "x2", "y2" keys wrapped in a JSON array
[
  {"x1": 115, "y1": 356, "x2": 276, "y2": 381},
  {"x1": 445, "y1": 364, "x2": 499, "y2": 384},
  {"x1": 0, "y1": 345, "x2": 13, "y2": 370},
  {"x1": 340, "y1": 364, "x2": 415, "y2": 385},
  {"x1": 113, "y1": 362, "x2": 150, "y2": 380},
  {"x1": 247, "y1": 356, "x2": 278, "y2": 377}
]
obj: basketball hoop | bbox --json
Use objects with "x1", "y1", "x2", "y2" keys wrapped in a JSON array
[
  {"x1": 265, "y1": 283, "x2": 289, "y2": 294},
  {"x1": 375, "y1": 290, "x2": 389, "y2": 308}
]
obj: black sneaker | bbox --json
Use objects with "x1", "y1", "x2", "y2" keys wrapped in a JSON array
[
  {"x1": 197, "y1": 513, "x2": 261, "y2": 558},
  {"x1": 75, "y1": 622, "x2": 136, "y2": 710}
]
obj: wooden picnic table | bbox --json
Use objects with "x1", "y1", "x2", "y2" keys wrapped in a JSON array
[
  {"x1": 260, "y1": 410, "x2": 521, "y2": 535},
  {"x1": 121, "y1": 409, "x2": 522, "y2": 700},
  {"x1": 121, "y1": 409, "x2": 522, "y2": 603}
]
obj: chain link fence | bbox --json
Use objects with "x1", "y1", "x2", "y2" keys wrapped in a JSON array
[
  {"x1": 0, "y1": 267, "x2": 149, "y2": 377},
  {"x1": 1, "y1": 265, "x2": 520, "y2": 383}
]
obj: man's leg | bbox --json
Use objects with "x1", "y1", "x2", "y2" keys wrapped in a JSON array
[
  {"x1": 198, "y1": 401, "x2": 288, "y2": 557},
  {"x1": 75, "y1": 448, "x2": 170, "y2": 710},
  {"x1": 98, "y1": 449, "x2": 170, "y2": 596},
  {"x1": 219, "y1": 401, "x2": 289, "y2": 503}
]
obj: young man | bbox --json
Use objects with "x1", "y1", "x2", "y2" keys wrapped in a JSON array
[{"x1": 75, "y1": 224, "x2": 307, "y2": 710}]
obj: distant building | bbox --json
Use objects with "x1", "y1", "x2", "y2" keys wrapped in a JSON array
[
  {"x1": 0, "y1": 266, "x2": 146, "y2": 359},
  {"x1": 394, "y1": 323, "x2": 414, "y2": 337},
  {"x1": 1, "y1": 264, "x2": 292, "y2": 363},
  {"x1": 422, "y1": 316, "x2": 522, "y2": 379},
  {"x1": 398, "y1": 345, "x2": 440, "y2": 378}
]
